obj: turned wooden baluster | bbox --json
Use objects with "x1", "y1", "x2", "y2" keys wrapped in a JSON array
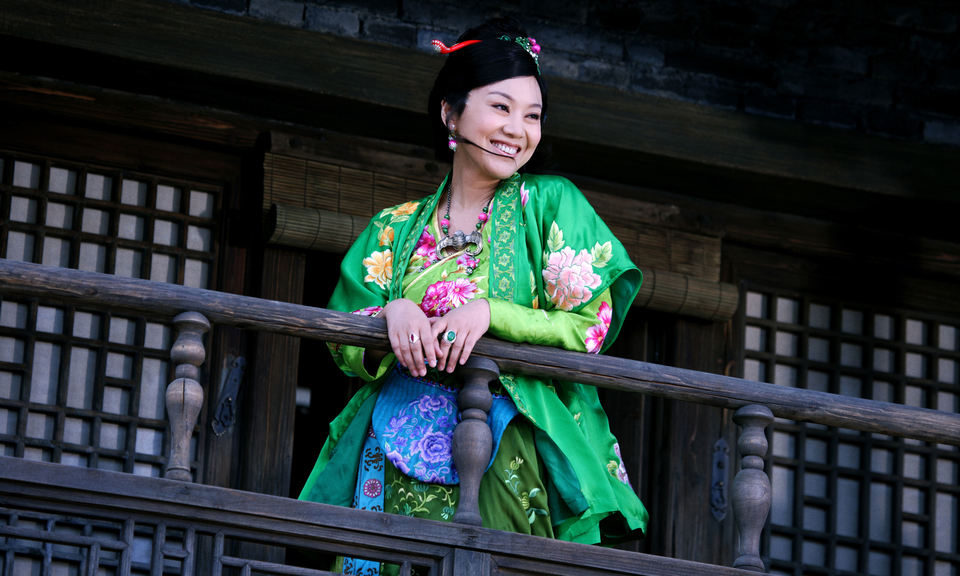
[
  {"x1": 732, "y1": 404, "x2": 774, "y2": 572},
  {"x1": 164, "y1": 311, "x2": 211, "y2": 481},
  {"x1": 452, "y1": 357, "x2": 499, "y2": 526}
]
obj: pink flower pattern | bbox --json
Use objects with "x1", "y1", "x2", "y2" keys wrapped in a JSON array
[
  {"x1": 542, "y1": 247, "x2": 602, "y2": 311},
  {"x1": 362, "y1": 479, "x2": 382, "y2": 498},
  {"x1": 420, "y1": 278, "x2": 479, "y2": 318},
  {"x1": 520, "y1": 182, "x2": 530, "y2": 208},
  {"x1": 614, "y1": 443, "x2": 631, "y2": 486},
  {"x1": 585, "y1": 301, "x2": 612, "y2": 354},
  {"x1": 352, "y1": 306, "x2": 383, "y2": 317},
  {"x1": 456, "y1": 253, "x2": 479, "y2": 271},
  {"x1": 409, "y1": 226, "x2": 440, "y2": 270}
]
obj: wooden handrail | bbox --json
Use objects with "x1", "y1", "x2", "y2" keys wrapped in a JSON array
[
  {"x1": 0, "y1": 455, "x2": 759, "y2": 576},
  {"x1": 2, "y1": 258, "x2": 959, "y2": 446}
]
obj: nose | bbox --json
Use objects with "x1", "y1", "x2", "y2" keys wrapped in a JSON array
[{"x1": 503, "y1": 112, "x2": 523, "y2": 137}]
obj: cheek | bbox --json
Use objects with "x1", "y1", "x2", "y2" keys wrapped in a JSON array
[{"x1": 526, "y1": 126, "x2": 542, "y2": 153}]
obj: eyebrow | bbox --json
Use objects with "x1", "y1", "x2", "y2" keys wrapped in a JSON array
[{"x1": 488, "y1": 90, "x2": 543, "y2": 108}]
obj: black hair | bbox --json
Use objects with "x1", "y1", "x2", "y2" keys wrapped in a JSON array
[{"x1": 428, "y1": 17, "x2": 548, "y2": 162}]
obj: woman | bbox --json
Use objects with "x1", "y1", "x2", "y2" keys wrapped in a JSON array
[{"x1": 299, "y1": 18, "x2": 648, "y2": 568}]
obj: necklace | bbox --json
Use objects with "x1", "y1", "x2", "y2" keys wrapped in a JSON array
[{"x1": 436, "y1": 182, "x2": 491, "y2": 259}]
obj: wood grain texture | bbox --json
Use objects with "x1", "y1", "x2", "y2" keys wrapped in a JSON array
[
  {"x1": 2, "y1": 258, "x2": 958, "y2": 446},
  {"x1": 0, "y1": 455, "x2": 762, "y2": 576}
]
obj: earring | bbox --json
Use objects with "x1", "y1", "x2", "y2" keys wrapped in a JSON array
[{"x1": 447, "y1": 124, "x2": 457, "y2": 152}]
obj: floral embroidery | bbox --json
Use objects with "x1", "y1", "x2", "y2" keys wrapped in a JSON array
[
  {"x1": 585, "y1": 301, "x2": 612, "y2": 354},
  {"x1": 363, "y1": 479, "x2": 382, "y2": 498},
  {"x1": 381, "y1": 393, "x2": 459, "y2": 484},
  {"x1": 607, "y1": 442, "x2": 632, "y2": 487},
  {"x1": 375, "y1": 222, "x2": 395, "y2": 246},
  {"x1": 407, "y1": 226, "x2": 440, "y2": 273},
  {"x1": 352, "y1": 306, "x2": 383, "y2": 317},
  {"x1": 543, "y1": 246, "x2": 602, "y2": 310},
  {"x1": 520, "y1": 182, "x2": 530, "y2": 208},
  {"x1": 590, "y1": 241, "x2": 613, "y2": 268},
  {"x1": 386, "y1": 201, "x2": 419, "y2": 221},
  {"x1": 503, "y1": 457, "x2": 548, "y2": 525},
  {"x1": 420, "y1": 278, "x2": 482, "y2": 318},
  {"x1": 530, "y1": 271, "x2": 539, "y2": 309},
  {"x1": 388, "y1": 475, "x2": 457, "y2": 518},
  {"x1": 490, "y1": 175, "x2": 520, "y2": 300},
  {"x1": 363, "y1": 249, "x2": 393, "y2": 289},
  {"x1": 456, "y1": 253, "x2": 478, "y2": 273}
]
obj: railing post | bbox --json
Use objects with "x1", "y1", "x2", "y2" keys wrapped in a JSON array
[
  {"x1": 164, "y1": 311, "x2": 211, "y2": 481},
  {"x1": 732, "y1": 404, "x2": 773, "y2": 572},
  {"x1": 452, "y1": 357, "x2": 499, "y2": 526}
]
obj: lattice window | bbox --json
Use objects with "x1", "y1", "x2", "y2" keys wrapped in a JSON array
[
  {"x1": 0, "y1": 152, "x2": 220, "y2": 477},
  {"x1": 743, "y1": 290, "x2": 960, "y2": 576},
  {"x1": 0, "y1": 503, "x2": 428, "y2": 575}
]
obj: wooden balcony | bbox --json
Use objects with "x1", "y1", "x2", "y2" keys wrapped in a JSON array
[
  {"x1": 2, "y1": 455, "x2": 754, "y2": 575},
  {"x1": 1, "y1": 258, "x2": 959, "y2": 575}
]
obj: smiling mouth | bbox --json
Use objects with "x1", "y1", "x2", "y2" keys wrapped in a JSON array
[{"x1": 492, "y1": 142, "x2": 519, "y2": 156}]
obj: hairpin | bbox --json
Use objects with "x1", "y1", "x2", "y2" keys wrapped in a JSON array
[
  {"x1": 431, "y1": 39, "x2": 482, "y2": 54},
  {"x1": 499, "y1": 35, "x2": 541, "y2": 72}
]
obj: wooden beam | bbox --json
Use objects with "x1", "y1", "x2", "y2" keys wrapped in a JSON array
[
  {"x1": 1, "y1": 0, "x2": 957, "y2": 203},
  {"x1": 2, "y1": 259, "x2": 958, "y2": 446},
  {"x1": 1, "y1": 456, "x2": 760, "y2": 576}
]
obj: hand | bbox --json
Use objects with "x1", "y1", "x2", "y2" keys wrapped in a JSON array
[
  {"x1": 430, "y1": 299, "x2": 490, "y2": 373},
  {"x1": 382, "y1": 298, "x2": 438, "y2": 377}
]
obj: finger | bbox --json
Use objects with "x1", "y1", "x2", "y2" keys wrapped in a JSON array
[
  {"x1": 445, "y1": 335, "x2": 466, "y2": 373},
  {"x1": 395, "y1": 334, "x2": 412, "y2": 372},
  {"x1": 432, "y1": 321, "x2": 450, "y2": 369},
  {"x1": 407, "y1": 330, "x2": 427, "y2": 376},
  {"x1": 388, "y1": 330, "x2": 406, "y2": 367},
  {"x1": 458, "y1": 332, "x2": 481, "y2": 366},
  {"x1": 422, "y1": 330, "x2": 438, "y2": 369}
]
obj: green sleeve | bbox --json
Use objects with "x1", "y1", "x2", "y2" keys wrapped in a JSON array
[
  {"x1": 326, "y1": 200, "x2": 425, "y2": 381},
  {"x1": 487, "y1": 288, "x2": 613, "y2": 353}
]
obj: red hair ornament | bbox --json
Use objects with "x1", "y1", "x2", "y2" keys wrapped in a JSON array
[{"x1": 431, "y1": 39, "x2": 482, "y2": 54}]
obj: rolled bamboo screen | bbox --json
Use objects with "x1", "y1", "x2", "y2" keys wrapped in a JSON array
[{"x1": 265, "y1": 203, "x2": 739, "y2": 321}]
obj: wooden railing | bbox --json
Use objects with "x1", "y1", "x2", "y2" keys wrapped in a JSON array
[
  {"x1": 2, "y1": 258, "x2": 960, "y2": 575},
  {"x1": 0, "y1": 455, "x2": 755, "y2": 576}
]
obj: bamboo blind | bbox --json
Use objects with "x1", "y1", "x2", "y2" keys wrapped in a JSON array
[{"x1": 262, "y1": 151, "x2": 737, "y2": 320}]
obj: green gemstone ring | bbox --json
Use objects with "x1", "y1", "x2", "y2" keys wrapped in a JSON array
[{"x1": 445, "y1": 330, "x2": 457, "y2": 343}]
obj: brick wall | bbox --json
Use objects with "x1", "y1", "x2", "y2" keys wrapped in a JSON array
[{"x1": 171, "y1": 0, "x2": 960, "y2": 147}]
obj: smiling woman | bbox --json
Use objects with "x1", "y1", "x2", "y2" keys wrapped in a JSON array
[{"x1": 298, "y1": 17, "x2": 648, "y2": 574}]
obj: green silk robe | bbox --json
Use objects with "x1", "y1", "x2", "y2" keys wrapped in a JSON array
[{"x1": 299, "y1": 172, "x2": 649, "y2": 544}]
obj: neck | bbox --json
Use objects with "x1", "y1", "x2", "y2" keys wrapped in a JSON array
[{"x1": 449, "y1": 162, "x2": 498, "y2": 210}]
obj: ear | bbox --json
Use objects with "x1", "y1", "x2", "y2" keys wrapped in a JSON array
[{"x1": 440, "y1": 99, "x2": 456, "y2": 129}]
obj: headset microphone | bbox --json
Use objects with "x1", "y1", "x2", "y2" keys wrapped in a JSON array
[{"x1": 456, "y1": 135, "x2": 522, "y2": 175}]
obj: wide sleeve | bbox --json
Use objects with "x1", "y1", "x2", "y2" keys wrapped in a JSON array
[
  {"x1": 326, "y1": 205, "x2": 407, "y2": 381},
  {"x1": 494, "y1": 175, "x2": 641, "y2": 354},
  {"x1": 487, "y1": 288, "x2": 615, "y2": 354}
]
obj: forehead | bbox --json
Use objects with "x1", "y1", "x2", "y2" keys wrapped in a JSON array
[{"x1": 471, "y1": 76, "x2": 542, "y2": 106}]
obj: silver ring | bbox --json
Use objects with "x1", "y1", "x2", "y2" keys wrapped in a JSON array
[
  {"x1": 409, "y1": 332, "x2": 419, "y2": 344},
  {"x1": 444, "y1": 330, "x2": 457, "y2": 344}
]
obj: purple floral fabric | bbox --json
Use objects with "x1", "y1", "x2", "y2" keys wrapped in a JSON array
[
  {"x1": 372, "y1": 367, "x2": 518, "y2": 485},
  {"x1": 381, "y1": 391, "x2": 458, "y2": 483}
]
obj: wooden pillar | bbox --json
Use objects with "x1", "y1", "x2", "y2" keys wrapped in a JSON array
[
  {"x1": 640, "y1": 317, "x2": 736, "y2": 563},
  {"x1": 164, "y1": 311, "x2": 211, "y2": 481},
  {"x1": 452, "y1": 357, "x2": 498, "y2": 526},
  {"x1": 732, "y1": 404, "x2": 773, "y2": 572},
  {"x1": 239, "y1": 246, "x2": 305, "y2": 497}
]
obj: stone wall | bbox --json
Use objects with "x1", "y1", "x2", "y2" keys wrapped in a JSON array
[{"x1": 166, "y1": 0, "x2": 959, "y2": 147}]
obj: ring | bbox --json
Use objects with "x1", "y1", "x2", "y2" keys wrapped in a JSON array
[
  {"x1": 409, "y1": 332, "x2": 419, "y2": 344},
  {"x1": 444, "y1": 330, "x2": 457, "y2": 343}
]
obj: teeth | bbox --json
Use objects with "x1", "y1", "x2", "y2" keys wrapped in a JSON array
[{"x1": 493, "y1": 142, "x2": 519, "y2": 155}]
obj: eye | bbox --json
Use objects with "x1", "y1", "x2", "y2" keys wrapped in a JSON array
[
  {"x1": 493, "y1": 103, "x2": 509, "y2": 112},
  {"x1": 527, "y1": 113, "x2": 541, "y2": 121}
]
